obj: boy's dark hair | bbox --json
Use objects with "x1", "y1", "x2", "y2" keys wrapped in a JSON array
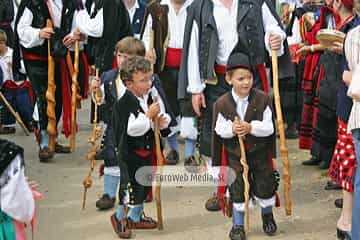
[
  {"x1": 114, "y1": 36, "x2": 146, "y2": 57},
  {"x1": 120, "y1": 56, "x2": 152, "y2": 83},
  {"x1": 0, "y1": 30, "x2": 7, "y2": 43}
]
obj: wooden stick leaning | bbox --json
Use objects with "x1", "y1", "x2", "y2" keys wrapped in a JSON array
[
  {"x1": 0, "y1": 91, "x2": 29, "y2": 135},
  {"x1": 234, "y1": 116, "x2": 250, "y2": 231},
  {"x1": 70, "y1": 38, "x2": 80, "y2": 152},
  {"x1": 152, "y1": 96, "x2": 164, "y2": 230},
  {"x1": 45, "y1": 19, "x2": 56, "y2": 152},
  {"x1": 271, "y1": 50, "x2": 292, "y2": 216},
  {"x1": 82, "y1": 69, "x2": 101, "y2": 210}
]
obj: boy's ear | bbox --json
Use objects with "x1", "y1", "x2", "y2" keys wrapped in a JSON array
[{"x1": 225, "y1": 73, "x2": 232, "y2": 86}]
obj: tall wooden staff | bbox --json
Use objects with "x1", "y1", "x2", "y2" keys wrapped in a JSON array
[
  {"x1": 152, "y1": 96, "x2": 164, "y2": 230},
  {"x1": 82, "y1": 69, "x2": 101, "y2": 210},
  {"x1": 45, "y1": 19, "x2": 56, "y2": 152},
  {"x1": 70, "y1": 38, "x2": 80, "y2": 152},
  {"x1": 271, "y1": 50, "x2": 292, "y2": 216},
  {"x1": 234, "y1": 117, "x2": 250, "y2": 231}
]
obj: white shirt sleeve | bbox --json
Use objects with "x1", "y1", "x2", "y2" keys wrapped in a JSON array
[
  {"x1": 262, "y1": 3, "x2": 286, "y2": 56},
  {"x1": 141, "y1": 15, "x2": 152, "y2": 51},
  {"x1": 250, "y1": 106, "x2": 274, "y2": 137},
  {"x1": 75, "y1": 8, "x2": 104, "y2": 37},
  {"x1": 17, "y1": 8, "x2": 45, "y2": 48},
  {"x1": 214, "y1": 113, "x2": 235, "y2": 139},
  {"x1": 127, "y1": 113, "x2": 151, "y2": 136},
  {"x1": 187, "y1": 21, "x2": 206, "y2": 94},
  {"x1": 287, "y1": 17, "x2": 301, "y2": 45}
]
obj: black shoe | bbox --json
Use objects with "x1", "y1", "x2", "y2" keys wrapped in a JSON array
[
  {"x1": 229, "y1": 225, "x2": 246, "y2": 240},
  {"x1": 335, "y1": 198, "x2": 343, "y2": 209},
  {"x1": 337, "y1": 227, "x2": 351, "y2": 240},
  {"x1": 38, "y1": 147, "x2": 55, "y2": 162},
  {"x1": 96, "y1": 194, "x2": 115, "y2": 210},
  {"x1": 205, "y1": 194, "x2": 221, "y2": 211},
  {"x1": 184, "y1": 156, "x2": 200, "y2": 173},
  {"x1": 166, "y1": 150, "x2": 179, "y2": 165},
  {"x1": 324, "y1": 181, "x2": 342, "y2": 191},
  {"x1": 318, "y1": 160, "x2": 330, "y2": 169},
  {"x1": 0, "y1": 126, "x2": 16, "y2": 134},
  {"x1": 285, "y1": 128, "x2": 299, "y2": 139},
  {"x1": 262, "y1": 213, "x2": 277, "y2": 236},
  {"x1": 302, "y1": 156, "x2": 320, "y2": 166}
]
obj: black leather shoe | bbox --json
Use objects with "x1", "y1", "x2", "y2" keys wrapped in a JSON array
[
  {"x1": 262, "y1": 213, "x2": 277, "y2": 236},
  {"x1": 229, "y1": 225, "x2": 246, "y2": 240},
  {"x1": 166, "y1": 150, "x2": 179, "y2": 165},
  {"x1": 325, "y1": 181, "x2": 342, "y2": 190},
  {"x1": 205, "y1": 194, "x2": 221, "y2": 211},
  {"x1": 302, "y1": 156, "x2": 320, "y2": 166},
  {"x1": 96, "y1": 194, "x2": 115, "y2": 210},
  {"x1": 335, "y1": 198, "x2": 343, "y2": 209},
  {"x1": 337, "y1": 228, "x2": 351, "y2": 240},
  {"x1": 318, "y1": 160, "x2": 330, "y2": 169}
]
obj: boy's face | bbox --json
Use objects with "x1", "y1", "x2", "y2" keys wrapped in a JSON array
[
  {"x1": 116, "y1": 52, "x2": 132, "y2": 67},
  {"x1": 0, "y1": 40, "x2": 6, "y2": 52},
  {"x1": 126, "y1": 70, "x2": 153, "y2": 97},
  {"x1": 226, "y1": 68, "x2": 253, "y2": 98}
]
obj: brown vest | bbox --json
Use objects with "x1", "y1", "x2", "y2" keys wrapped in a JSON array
[
  {"x1": 211, "y1": 89, "x2": 275, "y2": 172},
  {"x1": 140, "y1": 0, "x2": 169, "y2": 74}
]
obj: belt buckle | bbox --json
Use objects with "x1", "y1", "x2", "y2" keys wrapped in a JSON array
[{"x1": 204, "y1": 70, "x2": 218, "y2": 85}]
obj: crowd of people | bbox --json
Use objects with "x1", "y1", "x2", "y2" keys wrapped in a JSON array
[{"x1": 0, "y1": 0, "x2": 359, "y2": 239}]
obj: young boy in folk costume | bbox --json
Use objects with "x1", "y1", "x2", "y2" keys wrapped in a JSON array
[
  {"x1": 91, "y1": 37, "x2": 146, "y2": 210},
  {"x1": 110, "y1": 56, "x2": 171, "y2": 238},
  {"x1": 212, "y1": 51, "x2": 279, "y2": 240},
  {"x1": 92, "y1": 37, "x2": 174, "y2": 210},
  {"x1": 141, "y1": 0, "x2": 198, "y2": 166},
  {"x1": 0, "y1": 30, "x2": 34, "y2": 134}
]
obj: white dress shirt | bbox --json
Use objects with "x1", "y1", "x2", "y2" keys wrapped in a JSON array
[
  {"x1": 142, "y1": 0, "x2": 193, "y2": 50},
  {"x1": 127, "y1": 86, "x2": 171, "y2": 136},
  {"x1": 17, "y1": 0, "x2": 89, "y2": 49},
  {"x1": 214, "y1": 89, "x2": 274, "y2": 138},
  {"x1": 187, "y1": 0, "x2": 286, "y2": 94},
  {"x1": 0, "y1": 47, "x2": 13, "y2": 82},
  {"x1": 75, "y1": 3, "x2": 104, "y2": 38}
]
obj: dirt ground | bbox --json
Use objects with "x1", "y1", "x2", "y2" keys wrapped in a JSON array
[{"x1": 6, "y1": 100, "x2": 343, "y2": 240}]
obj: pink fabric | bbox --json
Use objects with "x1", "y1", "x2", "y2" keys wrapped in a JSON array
[{"x1": 13, "y1": 220, "x2": 26, "y2": 240}]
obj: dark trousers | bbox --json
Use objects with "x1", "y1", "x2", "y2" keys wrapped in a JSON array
[
  {"x1": 0, "y1": 87, "x2": 33, "y2": 127},
  {"x1": 24, "y1": 60, "x2": 62, "y2": 131}
]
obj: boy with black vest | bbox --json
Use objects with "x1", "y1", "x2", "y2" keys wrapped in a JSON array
[
  {"x1": 212, "y1": 51, "x2": 279, "y2": 240},
  {"x1": 92, "y1": 37, "x2": 146, "y2": 210},
  {"x1": 110, "y1": 56, "x2": 171, "y2": 238}
]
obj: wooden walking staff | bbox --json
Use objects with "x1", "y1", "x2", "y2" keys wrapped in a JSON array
[
  {"x1": 45, "y1": 19, "x2": 56, "y2": 152},
  {"x1": 271, "y1": 50, "x2": 292, "y2": 216},
  {"x1": 82, "y1": 69, "x2": 101, "y2": 210},
  {"x1": 234, "y1": 116, "x2": 250, "y2": 231},
  {"x1": 70, "y1": 38, "x2": 80, "y2": 152},
  {"x1": 0, "y1": 92, "x2": 30, "y2": 135},
  {"x1": 152, "y1": 96, "x2": 164, "y2": 230}
]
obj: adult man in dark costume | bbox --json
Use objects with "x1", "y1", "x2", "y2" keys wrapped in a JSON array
[{"x1": 14, "y1": 0, "x2": 86, "y2": 161}]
